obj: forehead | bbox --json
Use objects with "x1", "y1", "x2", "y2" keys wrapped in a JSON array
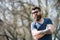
[{"x1": 32, "y1": 9, "x2": 39, "y2": 13}]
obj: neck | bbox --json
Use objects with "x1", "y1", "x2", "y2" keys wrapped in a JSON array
[
  {"x1": 38, "y1": 18, "x2": 43, "y2": 22},
  {"x1": 35, "y1": 18, "x2": 44, "y2": 24}
]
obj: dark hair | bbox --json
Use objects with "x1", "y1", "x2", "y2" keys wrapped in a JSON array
[{"x1": 32, "y1": 7, "x2": 41, "y2": 11}]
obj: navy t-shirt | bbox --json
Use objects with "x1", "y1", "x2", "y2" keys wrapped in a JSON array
[{"x1": 31, "y1": 18, "x2": 53, "y2": 40}]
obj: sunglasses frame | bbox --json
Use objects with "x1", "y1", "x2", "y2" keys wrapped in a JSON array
[{"x1": 32, "y1": 11, "x2": 39, "y2": 14}]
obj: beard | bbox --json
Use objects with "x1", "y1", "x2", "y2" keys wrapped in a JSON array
[{"x1": 36, "y1": 14, "x2": 42, "y2": 21}]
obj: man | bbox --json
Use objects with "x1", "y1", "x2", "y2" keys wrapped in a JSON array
[{"x1": 31, "y1": 7, "x2": 55, "y2": 40}]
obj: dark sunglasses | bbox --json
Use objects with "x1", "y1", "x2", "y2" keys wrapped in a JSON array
[{"x1": 32, "y1": 11, "x2": 39, "y2": 14}]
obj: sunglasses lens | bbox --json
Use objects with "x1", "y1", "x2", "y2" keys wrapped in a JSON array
[{"x1": 32, "y1": 11, "x2": 38, "y2": 14}]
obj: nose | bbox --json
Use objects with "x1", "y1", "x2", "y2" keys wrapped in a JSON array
[
  {"x1": 34, "y1": 13, "x2": 38, "y2": 16},
  {"x1": 34, "y1": 13, "x2": 37, "y2": 15}
]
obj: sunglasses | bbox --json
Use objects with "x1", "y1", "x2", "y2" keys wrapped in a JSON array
[{"x1": 32, "y1": 11, "x2": 39, "y2": 14}]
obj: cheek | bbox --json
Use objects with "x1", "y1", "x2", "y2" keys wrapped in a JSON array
[
  {"x1": 33, "y1": 14, "x2": 37, "y2": 17},
  {"x1": 33, "y1": 14, "x2": 35, "y2": 16},
  {"x1": 32, "y1": 15, "x2": 36, "y2": 18}
]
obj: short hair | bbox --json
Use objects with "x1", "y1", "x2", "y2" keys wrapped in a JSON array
[{"x1": 32, "y1": 7, "x2": 41, "y2": 11}]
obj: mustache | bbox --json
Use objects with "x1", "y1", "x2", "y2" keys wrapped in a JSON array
[{"x1": 36, "y1": 15, "x2": 42, "y2": 21}]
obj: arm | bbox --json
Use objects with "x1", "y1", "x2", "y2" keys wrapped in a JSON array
[
  {"x1": 31, "y1": 29, "x2": 45, "y2": 40},
  {"x1": 38, "y1": 24, "x2": 55, "y2": 34},
  {"x1": 31, "y1": 24, "x2": 55, "y2": 40},
  {"x1": 31, "y1": 22, "x2": 45, "y2": 40}
]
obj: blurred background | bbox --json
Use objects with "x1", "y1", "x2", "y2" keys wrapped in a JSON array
[{"x1": 0, "y1": 0, "x2": 60, "y2": 40}]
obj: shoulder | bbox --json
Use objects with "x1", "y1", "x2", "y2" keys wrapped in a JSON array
[
  {"x1": 44, "y1": 18, "x2": 53, "y2": 24},
  {"x1": 44, "y1": 18, "x2": 52, "y2": 22},
  {"x1": 31, "y1": 22, "x2": 37, "y2": 30},
  {"x1": 31, "y1": 22, "x2": 36, "y2": 25},
  {"x1": 44, "y1": 18, "x2": 51, "y2": 21}
]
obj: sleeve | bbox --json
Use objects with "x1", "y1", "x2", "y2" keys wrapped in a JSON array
[
  {"x1": 31, "y1": 22, "x2": 36, "y2": 31},
  {"x1": 48, "y1": 18, "x2": 53, "y2": 24}
]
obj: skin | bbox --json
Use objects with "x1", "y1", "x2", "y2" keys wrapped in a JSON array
[
  {"x1": 32, "y1": 9, "x2": 42, "y2": 21},
  {"x1": 31, "y1": 9, "x2": 55, "y2": 40}
]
